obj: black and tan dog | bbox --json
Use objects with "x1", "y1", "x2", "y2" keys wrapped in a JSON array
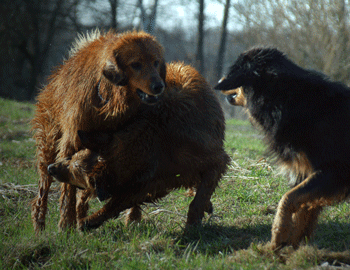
[{"x1": 215, "y1": 47, "x2": 350, "y2": 250}]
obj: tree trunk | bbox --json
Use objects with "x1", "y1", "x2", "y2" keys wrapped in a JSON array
[
  {"x1": 196, "y1": 0, "x2": 205, "y2": 74},
  {"x1": 138, "y1": 0, "x2": 159, "y2": 34},
  {"x1": 26, "y1": 0, "x2": 65, "y2": 99},
  {"x1": 215, "y1": 0, "x2": 231, "y2": 81},
  {"x1": 336, "y1": 0, "x2": 348, "y2": 81},
  {"x1": 109, "y1": 0, "x2": 118, "y2": 29}
]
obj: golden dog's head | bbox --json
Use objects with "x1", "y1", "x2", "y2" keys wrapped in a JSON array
[{"x1": 103, "y1": 31, "x2": 166, "y2": 105}]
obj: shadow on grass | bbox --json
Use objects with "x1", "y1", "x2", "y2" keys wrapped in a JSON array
[
  {"x1": 170, "y1": 220, "x2": 350, "y2": 255},
  {"x1": 171, "y1": 223, "x2": 272, "y2": 254},
  {"x1": 93, "y1": 216, "x2": 350, "y2": 255},
  {"x1": 313, "y1": 221, "x2": 350, "y2": 251},
  {"x1": 94, "y1": 219, "x2": 271, "y2": 255}
]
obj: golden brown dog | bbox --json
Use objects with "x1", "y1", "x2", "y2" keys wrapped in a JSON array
[
  {"x1": 31, "y1": 30, "x2": 166, "y2": 233},
  {"x1": 46, "y1": 62, "x2": 230, "y2": 231}
]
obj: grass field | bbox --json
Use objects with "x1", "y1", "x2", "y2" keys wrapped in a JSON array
[{"x1": 1, "y1": 96, "x2": 350, "y2": 269}]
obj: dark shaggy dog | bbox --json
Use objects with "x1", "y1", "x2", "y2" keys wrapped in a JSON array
[
  {"x1": 31, "y1": 30, "x2": 166, "y2": 233},
  {"x1": 215, "y1": 47, "x2": 350, "y2": 250},
  {"x1": 47, "y1": 62, "x2": 230, "y2": 231}
]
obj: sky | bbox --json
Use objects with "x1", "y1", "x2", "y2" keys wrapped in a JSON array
[
  {"x1": 160, "y1": 1, "x2": 240, "y2": 31},
  {"x1": 79, "y1": 0, "x2": 241, "y2": 32},
  {"x1": 175, "y1": 1, "x2": 225, "y2": 26}
]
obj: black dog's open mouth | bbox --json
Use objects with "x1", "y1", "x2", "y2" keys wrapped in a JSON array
[{"x1": 136, "y1": 89, "x2": 162, "y2": 105}]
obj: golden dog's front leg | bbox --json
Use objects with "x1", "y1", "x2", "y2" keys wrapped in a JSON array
[{"x1": 58, "y1": 183, "x2": 77, "y2": 231}]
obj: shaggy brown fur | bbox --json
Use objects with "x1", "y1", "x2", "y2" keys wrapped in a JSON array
[
  {"x1": 31, "y1": 29, "x2": 166, "y2": 233},
  {"x1": 215, "y1": 47, "x2": 350, "y2": 250},
  {"x1": 47, "y1": 62, "x2": 230, "y2": 231}
]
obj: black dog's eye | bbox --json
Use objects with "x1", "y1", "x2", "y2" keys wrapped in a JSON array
[
  {"x1": 154, "y1": 60, "x2": 159, "y2": 68},
  {"x1": 131, "y1": 62, "x2": 142, "y2": 70}
]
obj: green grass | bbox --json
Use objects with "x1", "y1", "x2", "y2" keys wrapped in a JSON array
[{"x1": 1, "y1": 97, "x2": 350, "y2": 269}]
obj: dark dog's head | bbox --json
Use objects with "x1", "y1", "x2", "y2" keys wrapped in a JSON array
[
  {"x1": 47, "y1": 148, "x2": 101, "y2": 191},
  {"x1": 214, "y1": 47, "x2": 290, "y2": 92},
  {"x1": 47, "y1": 131, "x2": 115, "y2": 201},
  {"x1": 103, "y1": 31, "x2": 166, "y2": 105}
]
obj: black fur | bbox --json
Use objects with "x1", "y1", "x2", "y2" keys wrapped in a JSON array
[
  {"x1": 215, "y1": 47, "x2": 350, "y2": 182},
  {"x1": 215, "y1": 47, "x2": 350, "y2": 249}
]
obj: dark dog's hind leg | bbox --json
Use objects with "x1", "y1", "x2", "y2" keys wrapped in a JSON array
[
  {"x1": 186, "y1": 169, "x2": 220, "y2": 227},
  {"x1": 78, "y1": 196, "x2": 137, "y2": 231},
  {"x1": 125, "y1": 205, "x2": 142, "y2": 225}
]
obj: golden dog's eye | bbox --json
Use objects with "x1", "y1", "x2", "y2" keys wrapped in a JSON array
[
  {"x1": 131, "y1": 62, "x2": 142, "y2": 70},
  {"x1": 154, "y1": 60, "x2": 159, "y2": 68}
]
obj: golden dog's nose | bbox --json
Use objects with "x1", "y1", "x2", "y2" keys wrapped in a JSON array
[{"x1": 151, "y1": 80, "x2": 165, "y2": 95}]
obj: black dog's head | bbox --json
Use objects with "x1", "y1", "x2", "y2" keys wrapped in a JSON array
[{"x1": 214, "y1": 47, "x2": 291, "y2": 91}]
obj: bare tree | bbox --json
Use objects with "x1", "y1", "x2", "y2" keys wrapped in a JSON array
[
  {"x1": 196, "y1": 0, "x2": 205, "y2": 74},
  {"x1": 0, "y1": 0, "x2": 82, "y2": 100},
  {"x1": 108, "y1": 0, "x2": 119, "y2": 29},
  {"x1": 138, "y1": 0, "x2": 159, "y2": 34},
  {"x1": 232, "y1": 0, "x2": 350, "y2": 84},
  {"x1": 215, "y1": 0, "x2": 231, "y2": 81}
]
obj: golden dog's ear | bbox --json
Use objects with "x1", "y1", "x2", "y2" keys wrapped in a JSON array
[
  {"x1": 159, "y1": 60, "x2": 167, "y2": 86},
  {"x1": 102, "y1": 60, "x2": 128, "y2": 86}
]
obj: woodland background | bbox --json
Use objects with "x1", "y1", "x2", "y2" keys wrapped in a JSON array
[{"x1": 1, "y1": 0, "x2": 350, "y2": 117}]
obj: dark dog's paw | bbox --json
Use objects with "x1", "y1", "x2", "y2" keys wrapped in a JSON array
[
  {"x1": 78, "y1": 219, "x2": 99, "y2": 231},
  {"x1": 205, "y1": 201, "x2": 213, "y2": 214}
]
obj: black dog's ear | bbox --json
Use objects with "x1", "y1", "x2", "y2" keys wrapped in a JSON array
[
  {"x1": 78, "y1": 130, "x2": 114, "y2": 152},
  {"x1": 102, "y1": 60, "x2": 128, "y2": 86}
]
